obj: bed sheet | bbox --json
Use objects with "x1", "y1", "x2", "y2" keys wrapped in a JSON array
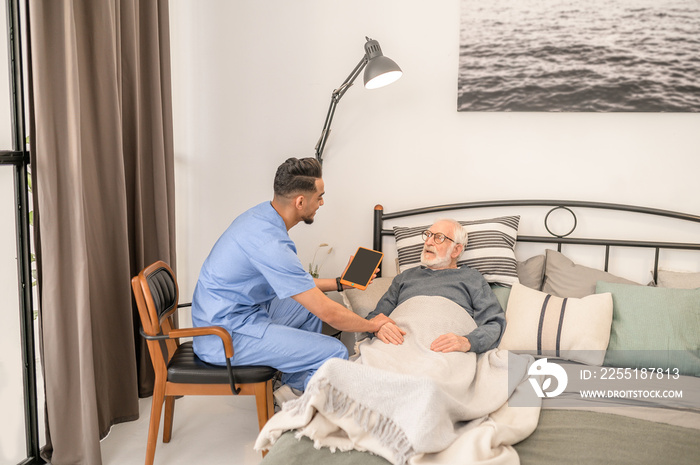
[
  {"x1": 260, "y1": 360, "x2": 700, "y2": 465},
  {"x1": 261, "y1": 408, "x2": 700, "y2": 465}
]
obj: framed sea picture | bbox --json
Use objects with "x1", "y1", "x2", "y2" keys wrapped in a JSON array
[{"x1": 458, "y1": 0, "x2": 700, "y2": 112}]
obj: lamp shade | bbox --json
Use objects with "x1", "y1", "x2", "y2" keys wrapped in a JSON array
[
  {"x1": 362, "y1": 38, "x2": 402, "y2": 89},
  {"x1": 364, "y1": 56, "x2": 402, "y2": 89}
]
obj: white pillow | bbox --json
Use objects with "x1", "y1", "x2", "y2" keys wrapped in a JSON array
[{"x1": 499, "y1": 283, "x2": 613, "y2": 366}]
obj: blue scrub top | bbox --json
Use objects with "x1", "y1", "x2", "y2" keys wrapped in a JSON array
[{"x1": 192, "y1": 202, "x2": 316, "y2": 362}]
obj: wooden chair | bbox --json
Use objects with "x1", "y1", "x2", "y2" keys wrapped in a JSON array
[{"x1": 131, "y1": 260, "x2": 277, "y2": 465}]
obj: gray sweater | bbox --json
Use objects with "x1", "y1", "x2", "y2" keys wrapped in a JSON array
[{"x1": 366, "y1": 266, "x2": 506, "y2": 353}]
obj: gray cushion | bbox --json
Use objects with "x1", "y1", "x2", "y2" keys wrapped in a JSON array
[
  {"x1": 517, "y1": 254, "x2": 545, "y2": 290},
  {"x1": 656, "y1": 269, "x2": 700, "y2": 289},
  {"x1": 542, "y1": 250, "x2": 638, "y2": 298},
  {"x1": 341, "y1": 277, "x2": 393, "y2": 318}
]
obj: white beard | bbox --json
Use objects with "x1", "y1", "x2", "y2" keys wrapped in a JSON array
[{"x1": 420, "y1": 244, "x2": 454, "y2": 269}]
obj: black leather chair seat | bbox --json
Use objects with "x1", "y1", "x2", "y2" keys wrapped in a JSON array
[{"x1": 167, "y1": 341, "x2": 277, "y2": 385}]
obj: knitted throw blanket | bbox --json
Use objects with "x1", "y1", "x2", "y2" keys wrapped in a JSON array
[{"x1": 255, "y1": 296, "x2": 541, "y2": 465}]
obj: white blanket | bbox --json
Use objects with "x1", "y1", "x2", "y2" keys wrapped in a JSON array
[{"x1": 255, "y1": 296, "x2": 541, "y2": 465}]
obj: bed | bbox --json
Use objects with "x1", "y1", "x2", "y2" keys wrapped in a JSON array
[{"x1": 257, "y1": 200, "x2": 700, "y2": 465}]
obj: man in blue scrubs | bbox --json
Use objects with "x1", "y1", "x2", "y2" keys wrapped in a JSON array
[{"x1": 191, "y1": 157, "x2": 395, "y2": 393}]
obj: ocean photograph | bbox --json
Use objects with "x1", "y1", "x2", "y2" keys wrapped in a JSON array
[{"x1": 458, "y1": 0, "x2": 700, "y2": 112}]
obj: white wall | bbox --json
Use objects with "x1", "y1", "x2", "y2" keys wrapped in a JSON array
[{"x1": 169, "y1": 0, "x2": 700, "y2": 297}]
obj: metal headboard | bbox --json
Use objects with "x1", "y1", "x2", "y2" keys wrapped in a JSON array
[{"x1": 372, "y1": 200, "x2": 700, "y2": 281}]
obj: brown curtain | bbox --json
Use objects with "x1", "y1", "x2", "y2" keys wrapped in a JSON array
[{"x1": 28, "y1": 1, "x2": 176, "y2": 463}]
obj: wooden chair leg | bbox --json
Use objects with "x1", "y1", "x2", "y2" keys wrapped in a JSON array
[
  {"x1": 253, "y1": 379, "x2": 274, "y2": 431},
  {"x1": 162, "y1": 395, "x2": 175, "y2": 443},
  {"x1": 257, "y1": 379, "x2": 274, "y2": 458},
  {"x1": 145, "y1": 376, "x2": 167, "y2": 465},
  {"x1": 265, "y1": 379, "x2": 274, "y2": 423}
]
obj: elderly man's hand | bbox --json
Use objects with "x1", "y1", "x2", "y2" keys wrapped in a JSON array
[
  {"x1": 430, "y1": 333, "x2": 471, "y2": 353},
  {"x1": 373, "y1": 320, "x2": 406, "y2": 345}
]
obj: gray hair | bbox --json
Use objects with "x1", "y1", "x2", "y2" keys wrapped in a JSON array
[{"x1": 437, "y1": 218, "x2": 468, "y2": 254}]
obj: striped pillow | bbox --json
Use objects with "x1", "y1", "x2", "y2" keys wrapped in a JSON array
[
  {"x1": 499, "y1": 283, "x2": 613, "y2": 366},
  {"x1": 393, "y1": 215, "x2": 520, "y2": 287}
]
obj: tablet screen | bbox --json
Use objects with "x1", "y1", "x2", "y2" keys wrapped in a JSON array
[{"x1": 341, "y1": 247, "x2": 384, "y2": 289}]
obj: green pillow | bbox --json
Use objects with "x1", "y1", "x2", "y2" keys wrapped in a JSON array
[
  {"x1": 490, "y1": 284, "x2": 511, "y2": 310},
  {"x1": 596, "y1": 281, "x2": 700, "y2": 376}
]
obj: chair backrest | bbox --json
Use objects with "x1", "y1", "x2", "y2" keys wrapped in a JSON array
[{"x1": 132, "y1": 261, "x2": 180, "y2": 367}]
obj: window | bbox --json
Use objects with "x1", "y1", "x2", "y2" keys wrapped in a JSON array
[{"x1": 0, "y1": 1, "x2": 44, "y2": 464}]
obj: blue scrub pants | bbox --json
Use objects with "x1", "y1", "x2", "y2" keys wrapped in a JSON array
[{"x1": 230, "y1": 296, "x2": 348, "y2": 391}]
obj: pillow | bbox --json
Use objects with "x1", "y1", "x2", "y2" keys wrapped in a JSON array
[
  {"x1": 498, "y1": 283, "x2": 613, "y2": 366},
  {"x1": 393, "y1": 215, "x2": 520, "y2": 287},
  {"x1": 542, "y1": 249, "x2": 638, "y2": 298},
  {"x1": 597, "y1": 281, "x2": 700, "y2": 376},
  {"x1": 341, "y1": 276, "x2": 393, "y2": 318},
  {"x1": 517, "y1": 254, "x2": 545, "y2": 290},
  {"x1": 490, "y1": 284, "x2": 512, "y2": 310},
  {"x1": 656, "y1": 269, "x2": 700, "y2": 289}
]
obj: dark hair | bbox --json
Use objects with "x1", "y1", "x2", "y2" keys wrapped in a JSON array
[{"x1": 273, "y1": 157, "x2": 323, "y2": 197}]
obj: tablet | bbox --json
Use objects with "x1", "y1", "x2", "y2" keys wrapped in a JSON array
[{"x1": 340, "y1": 247, "x2": 384, "y2": 291}]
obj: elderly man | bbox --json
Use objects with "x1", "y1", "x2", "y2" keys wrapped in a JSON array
[{"x1": 365, "y1": 219, "x2": 506, "y2": 353}]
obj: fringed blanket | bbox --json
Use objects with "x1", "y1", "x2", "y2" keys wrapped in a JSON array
[{"x1": 255, "y1": 296, "x2": 541, "y2": 465}]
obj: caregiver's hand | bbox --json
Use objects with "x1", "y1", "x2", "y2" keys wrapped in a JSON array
[
  {"x1": 430, "y1": 333, "x2": 471, "y2": 353},
  {"x1": 375, "y1": 321, "x2": 406, "y2": 345}
]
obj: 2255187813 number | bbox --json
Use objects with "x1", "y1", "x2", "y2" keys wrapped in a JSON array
[{"x1": 599, "y1": 367, "x2": 680, "y2": 380}]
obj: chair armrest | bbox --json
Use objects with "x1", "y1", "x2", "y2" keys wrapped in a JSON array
[
  {"x1": 171, "y1": 326, "x2": 240, "y2": 394},
  {"x1": 169, "y1": 326, "x2": 234, "y2": 359},
  {"x1": 140, "y1": 325, "x2": 242, "y2": 395}
]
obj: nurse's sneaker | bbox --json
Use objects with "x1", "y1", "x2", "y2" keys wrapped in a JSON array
[{"x1": 273, "y1": 384, "x2": 302, "y2": 411}]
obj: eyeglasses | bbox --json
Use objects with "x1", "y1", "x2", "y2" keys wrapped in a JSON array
[{"x1": 421, "y1": 230, "x2": 455, "y2": 245}]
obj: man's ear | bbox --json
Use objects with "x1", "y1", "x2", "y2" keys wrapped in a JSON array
[
  {"x1": 293, "y1": 194, "x2": 305, "y2": 211},
  {"x1": 451, "y1": 243, "x2": 464, "y2": 259}
]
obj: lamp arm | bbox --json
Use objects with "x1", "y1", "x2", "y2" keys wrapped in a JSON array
[{"x1": 315, "y1": 54, "x2": 369, "y2": 162}]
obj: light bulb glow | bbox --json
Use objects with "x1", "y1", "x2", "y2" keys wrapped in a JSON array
[{"x1": 365, "y1": 70, "x2": 403, "y2": 89}]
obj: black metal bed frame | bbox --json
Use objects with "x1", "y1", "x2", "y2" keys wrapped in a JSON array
[{"x1": 373, "y1": 200, "x2": 700, "y2": 281}]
